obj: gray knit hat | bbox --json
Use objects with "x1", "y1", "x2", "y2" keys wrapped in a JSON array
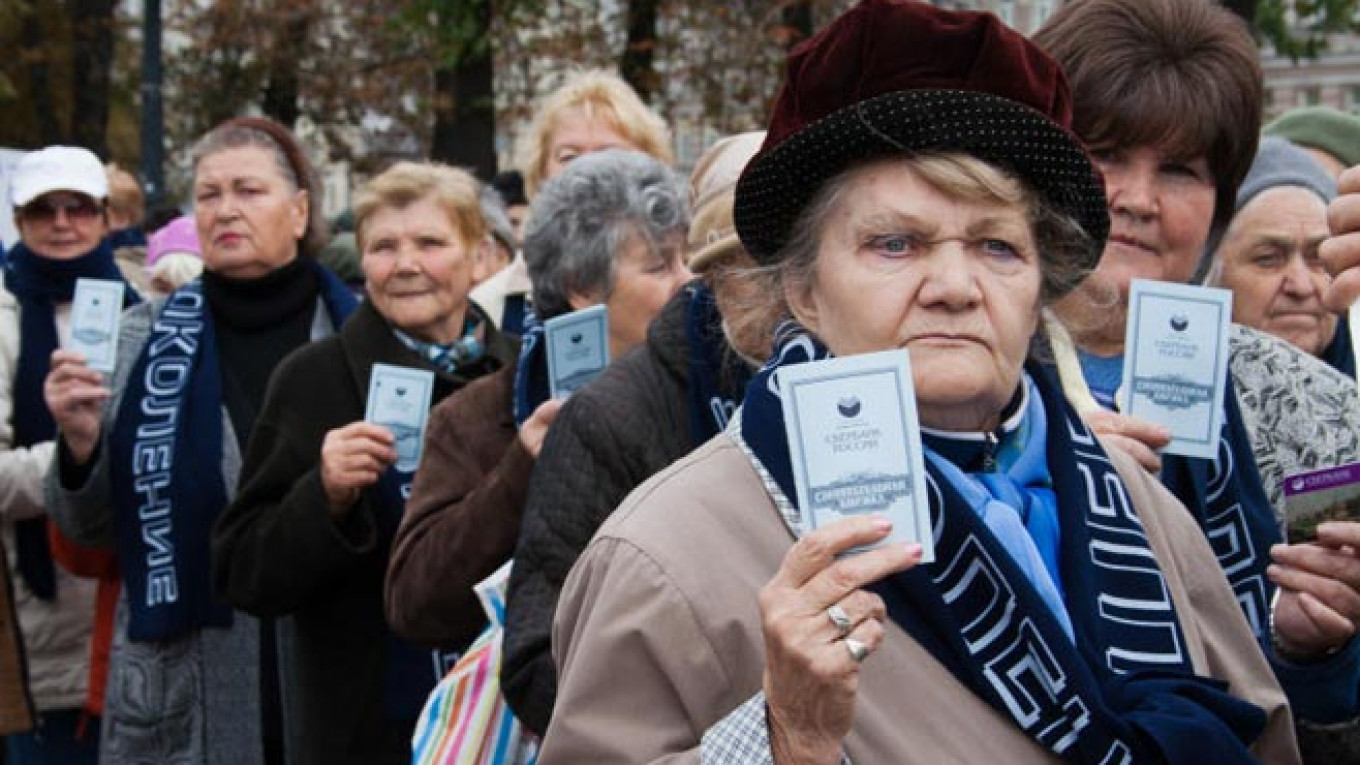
[{"x1": 1235, "y1": 136, "x2": 1336, "y2": 213}]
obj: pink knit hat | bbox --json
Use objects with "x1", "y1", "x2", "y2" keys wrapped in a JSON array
[{"x1": 146, "y1": 216, "x2": 201, "y2": 267}]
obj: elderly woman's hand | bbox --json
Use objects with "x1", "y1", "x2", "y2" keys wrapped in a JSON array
[
  {"x1": 1322, "y1": 165, "x2": 1360, "y2": 312},
  {"x1": 44, "y1": 349, "x2": 111, "y2": 466},
  {"x1": 1269, "y1": 522, "x2": 1360, "y2": 659},
  {"x1": 320, "y1": 422, "x2": 396, "y2": 516},
  {"x1": 1081, "y1": 409, "x2": 1171, "y2": 473},
  {"x1": 760, "y1": 516, "x2": 922, "y2": 765},
  {"x1": 518, "y1": 398, "x2": 565, "y2": 459}
]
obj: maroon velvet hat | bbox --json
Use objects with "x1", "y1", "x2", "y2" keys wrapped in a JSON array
[{"x1": 734, "y1": 0, "x2": 1109, "y2": 276}]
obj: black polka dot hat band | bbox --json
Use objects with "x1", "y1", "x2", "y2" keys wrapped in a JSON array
[{"x1": 733, "y1": 0, "x2": 1110, "y2": 276}]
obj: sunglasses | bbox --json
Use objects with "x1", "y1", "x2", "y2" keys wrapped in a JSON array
[{"x1": 21, "y1": 195, "x2": 102, "y2": 224}]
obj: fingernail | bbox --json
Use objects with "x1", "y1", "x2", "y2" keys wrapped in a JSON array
[
  {"x1": 1270, "y1": 543, "x2": 1286, "y2": 556},
  {"x1": 904, "y1": 543, "x2": 923, "y2": 558},
  {"x1": 872, "y1": 516, "x2": 893, "y2": 532}
]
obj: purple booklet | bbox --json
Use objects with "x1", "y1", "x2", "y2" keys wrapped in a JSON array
[{"x1": 1283, "y1": 462, "x2": 1360, "y2": 544}]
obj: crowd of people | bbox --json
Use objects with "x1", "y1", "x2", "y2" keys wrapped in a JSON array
[{"x1": 5, "y1": 0, "x2": 1360, "y2": 763}]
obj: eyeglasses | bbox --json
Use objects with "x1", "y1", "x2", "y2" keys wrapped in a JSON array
[{"x1": 20, "y1": 195, "x2": 102, "y2": 225}]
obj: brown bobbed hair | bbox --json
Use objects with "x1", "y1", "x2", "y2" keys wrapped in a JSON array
[
  {"x1": 191, "y1": 116, "x2": 329, "y2": 257},
  {"x1": 1032, "y1": 0, "x2": 1263, "y2": 237}
]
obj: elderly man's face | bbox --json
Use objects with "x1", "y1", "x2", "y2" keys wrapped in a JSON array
[
  {"x1": 1215, "y1": 186, "x2": 1335, "y2": 356},
  {"x1": 17, "y1": 192, "x2": 108, "y2": 260},
  {"x1": 790, "y1": 158, "x2": 1042, "y2": 433}
]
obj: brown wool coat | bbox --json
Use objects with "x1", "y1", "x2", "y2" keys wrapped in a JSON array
[
  {"x1": 384, "y1": 362, "x2": 534, "y2": 650},
  {"x1": 544, "y1": 435, "x2": 1301, "y2": 765}
]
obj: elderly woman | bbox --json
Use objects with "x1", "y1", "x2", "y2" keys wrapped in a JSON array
[
  {"x1": 1, "y1": 145, "x2": 141, "y2": 763},
  {"x1": 211, "y1": 162, "x2": 517, "y2": 765},
  {"x1": 42, "y1": 117, "x2": 356, "y2": 765},
  {"x1": 500, "y1": 132, "x2": 763, "y2": 734},
  {"x1": 1035, "y1": 1, "x2": 1360, "y2": 757},
  {"x1": 541, "y1": 3, "x2": 1297, "y2": 763},
  {"x1": 472, "y1": 69, "x2": 673, "y2": 335},
  {"x1": 384, "y1": 150, "x2": 690, "y2": 654},
  {"x1": 1205, "y1": 137, "x2": 1351, "y2": 374}
]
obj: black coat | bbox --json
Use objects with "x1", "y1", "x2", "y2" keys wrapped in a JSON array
[
  {"x1": 212, "y1": 298, "x2": 517, "y2": 765},
  {"x1": 501, "y1": 282, "x2": 747, "y2": 734}
]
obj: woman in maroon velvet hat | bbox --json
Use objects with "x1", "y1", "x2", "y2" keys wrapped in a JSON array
[{"x1": 537, "y1": 1, "x2": 1298, "y2": 763}]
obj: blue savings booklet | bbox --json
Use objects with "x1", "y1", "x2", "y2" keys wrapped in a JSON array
[
  {"x1": 1284, "y1": 462, "x2": 1360, "y2": 544},
  {"x1": 544, "y1": 304, "x2": 609, "y2": 399},
  {"x1": 69, "y1": 278, "x2": 124, "y2": 372},
  {"x1": 365, "y1": 363, "x2": 435, "y2": 473},
  {"x1": 778, "y1": 350, "x2": 933, "y2": 562},
  {"x1": 1121, "y1": 279, "x2": 1232, "y2": 460}
]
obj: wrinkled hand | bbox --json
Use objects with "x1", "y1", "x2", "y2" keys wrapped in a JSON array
[
  {"x1": 44, "y1": 350, "x2": 110, "y2": 466},
  {"x1": 517, "y1": 398, "x2": 565, "y2": 458},
  {"x1": 320, "y1": 422, "x2": 396, "y2": 516},
  {"x1": 1082, "y1": 409, "x2": 1171, "y2": 473},
  {"x1": 1269, "y1": 522, "x2": 1360, "y2": 659},
  {"x1": 1321, "y1": 165, "x2": 1360, "y2": 312},
  {"x1": 760, "y1": 516, "x2": 922, "y2": 765}
]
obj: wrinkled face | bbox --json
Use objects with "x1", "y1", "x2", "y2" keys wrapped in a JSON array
[
  {"x1": 543, "y1": 108, "x2": 640, "y2": 183},
  {"x1": 1055, "y1": 143, "x2": 1216, "y2": 353},
  {"x1": 790, "y1": 159, "x2": 1042, "y2": 433},
  {"x1": 361, "y1": 197, "x2": 477, "y2": 345},
  {"x1": 193, "y1": 146, "x2": 308, "y2": 279},
  {"x1": 16, "y1": 192, "x2": 108, "y2": 260},
  {"x1": 569, "y1": 229, "x2": 692, "y2": 359},
  {"x1": 1216, "y1": 186, "x2": 1336, "y2": 356}
]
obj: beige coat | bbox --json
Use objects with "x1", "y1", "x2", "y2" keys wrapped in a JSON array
[
  {"x1": 544, "y1": 435, "x2": 1300, "y2": 764},
  {"x1": 0, "y1": 280, "x2": 97, "y2": 714}
]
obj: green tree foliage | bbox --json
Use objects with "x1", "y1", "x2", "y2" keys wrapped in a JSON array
[{"x1": 1248, "y1": 0, "x2": 1360, "y2": 60}]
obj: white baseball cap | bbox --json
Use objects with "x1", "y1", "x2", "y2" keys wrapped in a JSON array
[{"x1": 10, "y1": 146, "x2": 109, "y2": 208}]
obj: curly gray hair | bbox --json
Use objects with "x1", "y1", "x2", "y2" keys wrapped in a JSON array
[{"x1": 523, "y1": 150, "x2": 689, "y2": 320}]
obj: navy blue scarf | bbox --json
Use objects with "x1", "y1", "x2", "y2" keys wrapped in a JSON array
[
  {"x1": 1322, "y1": 315, "x2": 1355, "y2": 378},
  {"x1": 684, "y1": 281, "x2": 749, "y2": 445},
  {"x1": 5, "y1": 240, "x2": 140, "y2": 600},
  {"x1": 511, "y1": 310, "x2": 551, "y2": 426},
  {"x1": 740, "y1": 324, "x2": 1265, "y2": 764},
  {"x1": 1159, "y1": 378, "x2": 1280, "y2": 641},
  {"x1": 109, "y1": 263, "x2": 354, "y2": 641}
]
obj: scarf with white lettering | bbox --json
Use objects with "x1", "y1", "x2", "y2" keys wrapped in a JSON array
[
  {"x1": 739, "y1": 322, "x2": 1265, "y2": 764},
  {"x1": 108, "y1": 265, "x2": 355, "y2": 640},
  {"x1": 108, "y1": 283, "x2": 229, "y2": 639}
]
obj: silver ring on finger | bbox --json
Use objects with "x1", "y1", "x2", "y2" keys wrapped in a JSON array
[
  {"x1": 844, "y1": 636, "x2": 870, "y2": 663},
  {"x1": 826, "y1": 603, "x2": 853, "y2": 638}
]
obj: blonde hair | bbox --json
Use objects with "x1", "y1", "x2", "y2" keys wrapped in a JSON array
[
  {"x1": 718, "y1": 153, "x2": 1093, "y2": 363},
  {"x1": 105, "y1": 163, "x2": 145, "y2": 227},
  {"x1": 354, "y1": 162, "x2": 487, "y2": 252},
  {"x1": 517, "y1": 69, "x2": 673, "y2": 198}
]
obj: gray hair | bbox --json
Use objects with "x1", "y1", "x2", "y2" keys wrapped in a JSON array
[
  {"x1": 523, "y1": 149, "x2": 688, "y2": 320},
  {"x1": 190, "y1": 118, "x2": 328, "y2": 257}
]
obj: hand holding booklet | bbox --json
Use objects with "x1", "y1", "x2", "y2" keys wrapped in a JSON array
[
  {"x1": 69, "y1": 277, "x2": 125, "y2": 372},
  {"x1": 365, "y1": 363, "x2": 435, "y2": 473},
  {"x1": 1120, "y1": 279, "x2": 1232, "y2": 460},
  {"x1": 544, "y1": 304, "x2": 609, "y2": 399},
  {"x1": 778, "y1": 350, "x2": 934, "y2": 562}
]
